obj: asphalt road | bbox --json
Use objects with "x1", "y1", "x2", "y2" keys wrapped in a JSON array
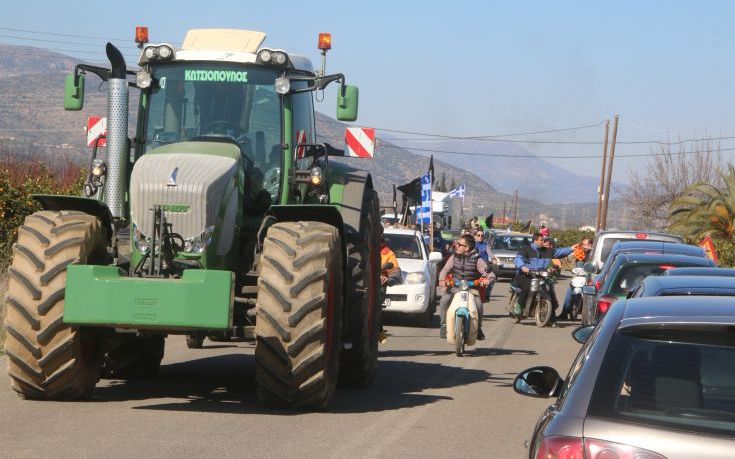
[{"x1": 0, "y1": 278, "x2": 582, "y2": 458}]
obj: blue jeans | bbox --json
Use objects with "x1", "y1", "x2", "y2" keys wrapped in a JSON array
[{"x1": 561, "y1": 286, "x2": 574, "y2": 315}]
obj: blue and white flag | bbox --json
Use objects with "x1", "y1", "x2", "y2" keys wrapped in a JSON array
[
  {"x1": 448, "y1": 184, "x2": 465, "y2": 199},
  {"x1": 418, "y1": 173, "x2": 432, "y2": 225}
]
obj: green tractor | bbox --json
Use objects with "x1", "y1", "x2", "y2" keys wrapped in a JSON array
[{"x1": 3, "y1": 28, "x2": 382, "y2": 408}]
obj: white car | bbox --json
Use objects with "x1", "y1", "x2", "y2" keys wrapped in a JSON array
[{"x1": 382, "y1": 228, "x2": 443, "y2": 324}]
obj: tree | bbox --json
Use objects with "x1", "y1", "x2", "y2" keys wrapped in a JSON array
[
  {"x1": 622, "y1": 139, "x2": 722, "y2": 229},
  {"x1": 669, "y1": 163, "x2": 735, "y2": 240},
  {"x1": 436, "y1": 173, "x2": 447, "y2": 192},
  {"x1": 449, "y1": 177, "x2": 457, "y2": 191}
]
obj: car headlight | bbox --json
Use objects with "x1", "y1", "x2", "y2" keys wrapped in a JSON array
[
  {"x1": 404, "y1": 272, "x2": 426, "y2": 284},
  {"x1": 185, "y1": 226, "x2": 215, "y2": 254}
]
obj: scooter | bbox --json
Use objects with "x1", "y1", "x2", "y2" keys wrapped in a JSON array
[
  {"x1": 566, "y1": 267, "x2": 587, "y2": 320},
  {"x1": 445, "y1": 276, "x2": 487, "y2": 356},
  {"x1": 507, "y1": 270, "x2": 555, "y2": 327}
]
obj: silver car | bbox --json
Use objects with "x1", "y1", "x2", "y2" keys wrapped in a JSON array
[
  {"x1": 488, "y1": 231, "x2": 533, "y2": 278},
  {"x1": 514, "y1": 296, "x2": 735, "y2": 458}
]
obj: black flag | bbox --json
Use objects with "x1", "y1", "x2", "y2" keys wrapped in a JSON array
[
  {"x1": 521, "y1": 219, "x2": 532, "y2": 233},
  {"x1": 429, "y1": 155, "x2": 435, "y2": 182},
  {"x1": 485, "y1": 213, "x2": 494, "y2": 229},
  {"x1": 397, "y1": 177, "x2": 422, "y2": 203}
]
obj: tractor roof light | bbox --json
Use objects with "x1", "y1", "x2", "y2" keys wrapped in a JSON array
[
  {"x1": 136, "y1": 71, "x2": 152, "y2": 89},
  {"x1": 139, "y1": 44, "x2": 176, "y2": 65},
  {"x1": 318, "y1": 33, "x2": 332, "y2": 51},
  {"x1": 135, "y1": 26, "x2": 149, "y2": 46},
  {"x1": 256, "y1": 48, "x2": 291, "y2": 68}
]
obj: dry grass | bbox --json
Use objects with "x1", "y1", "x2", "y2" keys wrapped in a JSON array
[{"x1": 0, "y1": 272, "x2": 6, "y2": 354}]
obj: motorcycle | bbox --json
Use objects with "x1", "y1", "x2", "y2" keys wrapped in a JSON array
[
  {"x1": 507, "y1": 269, "x2": 556, "y2": 327},
  {"x1": 566, "y1": 267, "x2": 587, "y2": 320},
  {"x1": 445, "y1": 276, "x2": 487, "y2": 356}
]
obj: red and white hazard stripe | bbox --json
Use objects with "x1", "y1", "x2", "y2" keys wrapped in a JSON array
[
  {"x1": 86, "y1": 116, "x2": 107, "y2": 147},
  {"x1": 345, "y1": 127, "x2": 375, "y2": 158},
  {"x1": 295, "y1": 129, "x2": 307, "y2": 159}
]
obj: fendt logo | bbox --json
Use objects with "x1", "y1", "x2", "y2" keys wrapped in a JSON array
[{"x1": 167, "y1": 167, "x2": 179, "y2": 187}]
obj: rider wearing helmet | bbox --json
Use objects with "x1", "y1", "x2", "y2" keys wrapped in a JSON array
[{"x1": 438, "y1": 234, "x2": 491, "y2": 340}]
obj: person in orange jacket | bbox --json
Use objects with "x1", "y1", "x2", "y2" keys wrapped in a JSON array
[{"x1": 379, "y1": 238, "x2": 401, "y2": 343}]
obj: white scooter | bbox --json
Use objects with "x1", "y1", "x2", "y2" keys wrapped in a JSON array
[
  {"x1": 565, "y1": 267, "x2": 587, "y2": 320},
  {"x1": 445, "y1": 277, "x2": 486, "y2": 356}
]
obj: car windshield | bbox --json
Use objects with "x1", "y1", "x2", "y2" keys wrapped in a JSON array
[
  {"x1": 384, "y1": 234, "x2": 423, "y2": 260},
  {"x1": 144, "y1": 63, "x2": 282, "y2": 191},
  {"x1": 588, "y1": 328, "x2": 735, "y2": 437},
  {"x1": 492, "y1": 235, "x2": 531, "y2": 250}
]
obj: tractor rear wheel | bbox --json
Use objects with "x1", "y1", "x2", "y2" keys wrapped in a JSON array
[
  {"x1": 255, "y1": 221, "x2": 343, "y2": 409},
  {"x1": 102, "y1": 335, "x2": 165, "y2": 379},
  {"x1": 3, "y1": 210, "x2": 107, "y2": 399},
  {"x1": 340, "y1": 189, "x2": 381, "y2": 386}
]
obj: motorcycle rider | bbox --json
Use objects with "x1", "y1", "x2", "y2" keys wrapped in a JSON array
[
  {"x1": 512, "y1": 233, "x2": 576, "y2": 317},
  {"x1": 558, "y1": 237, "x2": 593, "y2": 319},
  {"x1": 438, "y1": 234, "x2": 491, "y2": 340}
]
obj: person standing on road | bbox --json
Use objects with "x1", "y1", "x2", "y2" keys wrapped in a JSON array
[
  {"x1": 512, "y1": 233, "x2": 575, "y2": 318},
  {"x1": 379, "y1": 238, "x2": 402, "y2": 344},
  {"x1": 438, "y1": 234, "x2": 491, "y2": 341}
]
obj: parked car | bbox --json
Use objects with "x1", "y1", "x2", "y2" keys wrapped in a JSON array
[
  {"x1": 514, "y1": 296, "x2": 735, "y2": 459},
  {"x1": 662, "y1": 266, "x2": 735, "y2": 277},
  {"x1": 592, "y1": 240, "x2": 707, "y2": 290},
  {"x1": 589, "y1": 230, "x2": 684, "y2": 270},
  {"x1": 382, "y1": 228, "x2": 443, "y2": 324},
  {"x1": 581, "y1": 253, "x2": 715, "y2": 325},
  {"x1": 488, "y1": 231, "x2": 533, "y2": 278},
  {"x1": 629, "y1": 275, "x2": 735, "y2": 298}
]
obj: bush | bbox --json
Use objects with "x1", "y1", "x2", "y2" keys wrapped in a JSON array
[{"x1": 0, "y1": 157, "x2": 84, "y2": 352}]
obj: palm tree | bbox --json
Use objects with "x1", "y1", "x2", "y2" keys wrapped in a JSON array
[{"x1": 669, "y1": 163, "x2": 735, "y2": 239}]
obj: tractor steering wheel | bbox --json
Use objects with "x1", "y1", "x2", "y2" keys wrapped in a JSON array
[{"x1": 202, "y1": 120, "x2": 244, "y2": 139}]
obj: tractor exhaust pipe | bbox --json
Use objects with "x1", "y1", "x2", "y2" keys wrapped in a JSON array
[{"x1": 105, "y1": 43, "x2": 128, "y2": 219}]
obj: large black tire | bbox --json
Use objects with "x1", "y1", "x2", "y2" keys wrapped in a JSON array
[
  {"x1": 340, "y1": 189, "x2": 381, "y2": 386},
  {"x1": 186, "y1": 334, "x2": 204, "y2": 349},
  {"x1": 535, "y1": 296, "x2": 553, "y2": 327},
  {"x1": 3, "y1": 210, "x2": 107, "y2": 399},
  {"x1": 255, "y1": 221, "x2": 343, "y2": 409},
  {"x1": 103, "y1": 335, "x2": 165, "y2": 379}
]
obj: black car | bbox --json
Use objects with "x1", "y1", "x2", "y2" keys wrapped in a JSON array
[
  {"x1": 581, "y1": 253, "x2": 715, "y2": 325},
  {"x1": 629, "y1": 275, "x2": 735, "y2": 298}
]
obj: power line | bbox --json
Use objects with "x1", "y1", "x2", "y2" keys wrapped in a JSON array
[
  {"x1": 0, "y1": 26, "x2": 131, "y2": 42},
  {"x1": 0, "y1": 34, "x2": 141, "y2": 50},
  {"x1": 368, "y1": 121, "x2": 605, "y2": 140}
]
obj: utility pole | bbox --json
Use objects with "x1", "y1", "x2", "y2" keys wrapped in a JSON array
[
  {"x1": 502, "y1": 201, "x2": 507, "y2": 226},
  {"x1": 513, "y1": 190, "x2": 519, "y2": 222},
  {"x1": 601, "y1": 115, "x2": 619, "y2": 230},
  {"x1": 595, "y1": 119, "x2": 610, "y2": 232}
]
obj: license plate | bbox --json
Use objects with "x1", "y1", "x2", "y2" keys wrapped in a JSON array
[
  {"x1": 382, "y1": 298, "x2": 391, "y2": 307},
  {"x1": 503, "y1": 263, "x2": 515, "y2": 269}
]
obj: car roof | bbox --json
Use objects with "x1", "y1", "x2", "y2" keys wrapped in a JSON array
[
  {"x1": 609, "y1": 240, "x2": 702, "y2": 254},
  {"x1": 663, "y1": 267, "x2": 735, "y2": 276},
  {"x1": 383, "y1": 228, "x2": 421, "y2": 237},
  {"x1": 618, "y1": 296, "x2": 735, "y2": 327},
  {"x1": 640, "y1": 275, "x2": 735, "y2": 290},
  {"x1": 614, "y1": 253, "x2": 714, "y2": 265},
  {"x1": 490, "y1": 231, "x2": 532, "y2": 238},
  {"x1": 596, "y1": 230, "x2": 681, "y2": 239}
]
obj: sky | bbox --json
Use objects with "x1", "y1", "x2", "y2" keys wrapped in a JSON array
[{"x1": 3, "y1": 0, "x2": 735, "y2": 184}]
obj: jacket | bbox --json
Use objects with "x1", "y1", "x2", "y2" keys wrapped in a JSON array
[{"x1": 515, "y1": 243, "x2": 573, "y2": 271}]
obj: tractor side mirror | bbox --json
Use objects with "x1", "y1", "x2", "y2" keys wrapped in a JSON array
[
  {"x1": 336, "y1": 84, "x2": 359, "y2": 121},
  {"x1": 64, "y1": 74, "x2": 85, "y2": 110}
]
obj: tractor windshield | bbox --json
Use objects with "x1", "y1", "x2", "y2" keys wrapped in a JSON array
[{"x1": 144, "y1": 62, "x2": 282, "y2": 187}]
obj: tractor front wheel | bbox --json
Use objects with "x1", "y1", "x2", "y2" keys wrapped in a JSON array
[
  {"x1": 254, "y1": 221, "x2": 343, "y2": 409},
  {"x1": 3, "y1": 211, "x2": 107, "y2": 399}
]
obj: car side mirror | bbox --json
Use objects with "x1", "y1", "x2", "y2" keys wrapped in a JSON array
[
  {"x1": 64, "y1": 73, "x2": 85, "y2": 110},
  {"x1": 428, "y1": 252, "x2": 442, "y2": 263},
  {"x1": 513, "y1": 366, "x2": 563, "y2": 398},
  {"x1": 583, "y1": 262, "x2": 596, "y2": 274},
  {"x1": 571, "y1": 325, "x2": 595, "y2": 344},
  {"x1": 582, "y1": 285, "x2": 596, "y2": 296},
  {"x1": 336, "y1": 84, "x2": 359, "y2": 121}
]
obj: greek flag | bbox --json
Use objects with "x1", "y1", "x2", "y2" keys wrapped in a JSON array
[
  {"x1": 418, "y1": 173, "x2": 432, "y2": 225},
  {"x1": 448, "y1": 184, "x2": 465, "y2": 198}
]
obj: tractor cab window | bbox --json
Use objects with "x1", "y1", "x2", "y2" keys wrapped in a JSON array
[{"x1": 144, "y1": 63, "x2": 282, "y2": 198}]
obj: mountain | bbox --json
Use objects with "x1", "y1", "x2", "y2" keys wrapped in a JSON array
[{"x1": 0, "y1": 43, "x2": 625, "y2": 229}]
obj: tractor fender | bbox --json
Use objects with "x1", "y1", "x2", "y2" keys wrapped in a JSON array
[
  {"x1": 32, "y1": 194, "x2": 114, "y2": 242},
  {"x1": 331, "y1": 169, "x2": 375, "y2": 245}
]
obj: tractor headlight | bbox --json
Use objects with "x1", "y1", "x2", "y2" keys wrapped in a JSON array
[
  {"x1": 90, "y1": 159, "x2": 106, "y2": 179},
  {"x1": 459, "y1": 279, "x2": 470, "y2": 291},
  {"x1": 404, "y1": 272, "x2": 426, "y2": 285},
  {"x1": 139, "y1": 43, "x2": 176, "y2": 65},
  {"x1": 158, "y1": 45, "x2": 173, "y2": 59},
  {"x1": 256, "y1": 48, "x2": 291, "y2": 68},
  {"x1": 275, "y1": 76, "x2": 291, "y2": 95},
  {"x1": 185, "y1": 225, "x2": 215, "y2": 254},
  {"x1": 257, "y1": 49, "x2": 272, "y2": 63},
  {"x1": 136, "y1": 71, "x2": 152, "y2": 89},
  {"x1": 310, "y1": 166, "x2": 322, "y2": 185}
]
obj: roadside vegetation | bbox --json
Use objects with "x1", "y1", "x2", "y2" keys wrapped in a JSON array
[{"x1": 0, "y1": 154, "x2": 84, "y2": 352}]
